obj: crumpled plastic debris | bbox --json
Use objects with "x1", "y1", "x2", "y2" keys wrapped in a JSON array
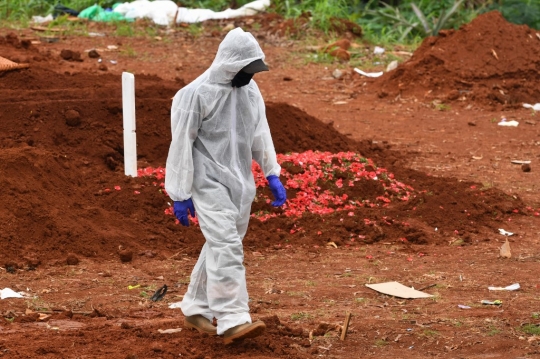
[
  {"x1": 523, "y1": 103, "x2": 540, "y2": 111},
  {"x1": 354, "y1": 68, "x2": 383, "y2": 78},
  {"x1": 32, "y1": 14, "x2": 54, "y2": 24},
  {"x1": 481, "y1": 299, "x2": 502, "y2": 305},
  {"x1": 488, "y1": 283, "x2": 520, "y2": 291},
  {"x1": 498, "y1": 229, "x2": 513, "y2": 236},
  {"x1": 498, "y1": 118, "x2": 519, "y2": 127},
  {"x1": 373, "y1": 46, "x2": 385, "y2": 55}
]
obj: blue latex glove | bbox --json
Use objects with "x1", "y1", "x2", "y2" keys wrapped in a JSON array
[
  {"x1": 267, "y1": 175, "x2": 287, "y2": 207},
  {"x1": 173, "y1": 198, "x2": 195, "y2": 227}
]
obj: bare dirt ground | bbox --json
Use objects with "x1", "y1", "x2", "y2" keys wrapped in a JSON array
[{"x1": 1, "y1": 10, "x2": 540, "y2": 359}]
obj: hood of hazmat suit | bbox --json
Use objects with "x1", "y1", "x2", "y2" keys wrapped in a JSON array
[
  {"x1": 165, "y1": 27, "x2": 281, "y2": 334},
  {"x1": 165, "y1": 26, "x2": 280, "y2": 212}
]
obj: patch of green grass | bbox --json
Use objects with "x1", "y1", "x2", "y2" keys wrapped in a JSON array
[
  {"x1": 322, "y1": 299, "x2": 336, "y2": 306},
  {"x1": 486, "y1": 325, "x2": 501, "y2": 336},
  {"x1": 290, "y1": 312, "x2": 312, "y2": 321},
  {"x1": 422, "y1": 329, "x2": 440, "y2": 337},
  {"x1": 115, "y1": 22, "x2": 134, "y2": 37},
  {"x1": 374, "y1": 339, "x2": 389, "y2": 347},
  {"x1": 305, "y1": 280, "x2": 316, "y2": 287},
  {"x1": 532, "y1": 312, "x2": 540, "y2": 320},
  {"x1": 187, "y1": 23, "x2": 204, "y2": 37},
  {"x1": 26, "y1": 298, "x2": 51, "y2": 312},
  {"x1": 304, "y1": 51, "x2": 335, "y2": 65},
  {"x1": 120, "y1": 45, "x2": 137, "y2": 58},
  {"x1": 434, "y1": 103, "x2": 451, "y2": 111},
  {"x1": 177, "y1": 276, "x2": 191, "y2": 284},
  {"x1": 354, "y1": 297, "x2": 367, "y2": 304},
  {"x1": 521, "y1": 324, "x2": 540, "y2": 336}
]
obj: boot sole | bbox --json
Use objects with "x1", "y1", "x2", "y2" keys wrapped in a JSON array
[
  {"x1": 184, "y1": 318, "x2": 218, "y2": 336},
  {"x1": 223, "y1": 321, "x2": 266, "y2": 345}
]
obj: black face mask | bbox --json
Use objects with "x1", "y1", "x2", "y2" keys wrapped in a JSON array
[{"x1": 231, "y1": 70, "x2": 254, "y2": 88}]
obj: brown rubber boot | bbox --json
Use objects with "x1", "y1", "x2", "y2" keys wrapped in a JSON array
[
  {"x1": 184, "y1": 315, "x2": 217, "y2": 336},
  {"x1": 223, "y1": 320, "x2": 266, "y2": 345}
]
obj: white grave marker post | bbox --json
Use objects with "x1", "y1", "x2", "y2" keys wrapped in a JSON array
[{"x1": 122, "y1": 72, "x2": 137, "y2": 177}]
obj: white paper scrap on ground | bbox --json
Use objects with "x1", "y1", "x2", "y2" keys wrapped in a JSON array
[
  {"x1": 365, "y1": 281, "x2": 433, "y2": 299},
  {"x1": 158, "y1": 328, "x2": 182, "y2": 334},
  {"x1": 169, "y1": 301, "x2": 182, "y2": 309},
  {"x1": 373, "y1": 46, "x2": 385, "y2": 54},
  {"x1": 523, "y1": 103, "x2": 540, "y2": 111},
  {"x1": 498, "y1": 229, "x2": 513, "y2": 236},
  {"x1": 354, "y1": 68, "x2": 383, "y2": 78},
  {"x1": 1, "y1": 288, "x2": 24, "y2": 300},
  {"x1": 498, "y1": 119, "x2": 519, "y2": 127},
  {"x1": 488, "y1": 283, "x2": 520, "y2": 291}
]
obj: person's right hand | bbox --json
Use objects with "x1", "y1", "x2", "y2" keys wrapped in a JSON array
[{"x1": 173, "y1": 199, "x2": 196, "y2": 227}]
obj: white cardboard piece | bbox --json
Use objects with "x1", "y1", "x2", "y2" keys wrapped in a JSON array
[
  {"x1": 1, "y1": 288, "x2": 24, "y2": 300},
  {"x1": 365, "y1": 281, "x2": 433, "y2": 299}
]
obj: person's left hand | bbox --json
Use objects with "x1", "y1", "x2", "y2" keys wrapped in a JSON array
[
  {"x1": 173, "y1": 198, "x2": 196, "y2": 226},
  {"x1": 267, "y1": 175, "x2": 287, "y2": 207}
]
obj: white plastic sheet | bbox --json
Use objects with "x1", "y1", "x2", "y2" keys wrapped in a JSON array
[{"x1": 113, "y1": 0, "x2": 271, "y2": 26}]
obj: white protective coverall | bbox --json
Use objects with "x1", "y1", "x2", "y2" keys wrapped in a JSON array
[{"x1": 165, "y1": 27, "x2": 281, "y2": 335}]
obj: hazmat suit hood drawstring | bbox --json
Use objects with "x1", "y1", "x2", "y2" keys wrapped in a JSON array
[{"x1": 208, "y1": 27, "x2": 266, "y2": 84}]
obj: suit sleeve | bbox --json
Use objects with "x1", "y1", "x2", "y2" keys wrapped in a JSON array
[
  {"x1": 250, "y1": 84, "x2": 281, "y2": 178},
  {"x1": 165, "y1": 88, "x2": 202, "y2": 201}
]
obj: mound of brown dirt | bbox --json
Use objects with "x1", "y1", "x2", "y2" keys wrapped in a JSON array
[
  {"x1": 372, "y1": 11, "x2": 540, "y2": 109},
  {"x1": 0, "y1": 34, "x2": 527, "y2": 266}
]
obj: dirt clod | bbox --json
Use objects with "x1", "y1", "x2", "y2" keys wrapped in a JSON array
[
  {"x1": 66, "y1": 254, "x2": 80, "y2": 265},
  {"x1": 88, "y1": 49, "x2": 100, "y2": 58},
  {"x1": 119, "y1": 250, "x2": 133, "y2": 263},
  {"x1": 60, "y1": 49, "x2": 82, "y2": 62},
  {"x1": 64, "y1": 109, "x2": 81, "y2": 127}
]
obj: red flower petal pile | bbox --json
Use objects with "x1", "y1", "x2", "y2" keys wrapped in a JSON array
[
  {"x1": 134, "y1": 151, "x2": 415, "y2": 224},
  {"x1": 251, "y1": 151, "x2": 414, "y2": 221}
]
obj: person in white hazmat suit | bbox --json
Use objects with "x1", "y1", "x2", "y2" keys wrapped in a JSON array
[{"x1": 165, "y1": 27, "x2": 287, "y2": 345}]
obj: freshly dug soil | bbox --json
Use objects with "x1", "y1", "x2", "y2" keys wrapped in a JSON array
[
  {"x1": 0, "y1": 45, "x2": 525, "y2": 266},
  {"x1": 372, "y1": 11, "x2": 540, "y2": 109}
]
